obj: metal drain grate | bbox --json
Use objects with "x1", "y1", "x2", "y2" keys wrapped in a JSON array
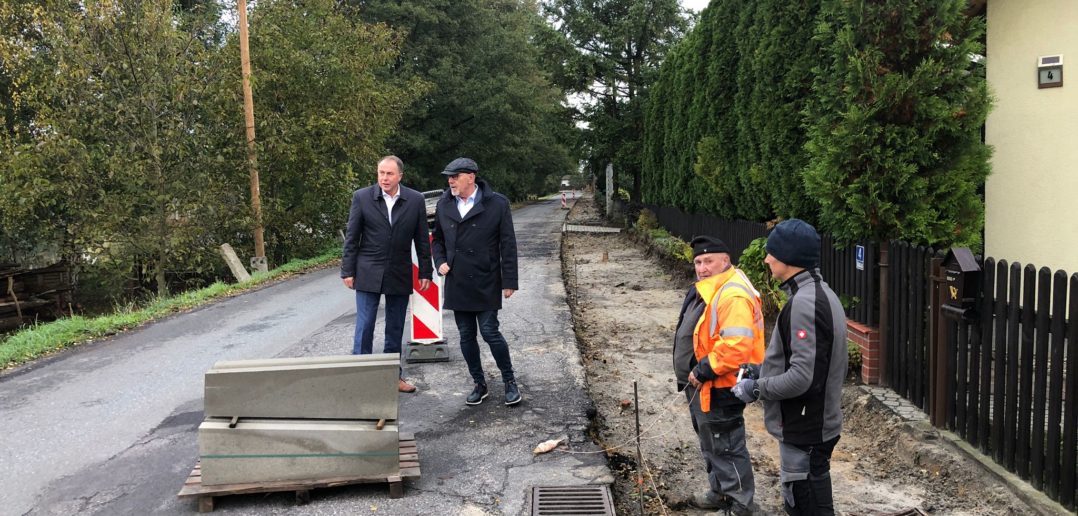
[{"x1": 531, "y1": 485, "x2": 615, "y2": 515}]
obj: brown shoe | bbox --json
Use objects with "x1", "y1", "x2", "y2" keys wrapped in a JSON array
[{"x1": 398, "y1": 378, "x2": 417, "y2": 393}]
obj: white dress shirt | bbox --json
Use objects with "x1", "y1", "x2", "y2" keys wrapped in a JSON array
[
  {"x1": 457, "y1": 188, "x2": 479, "y2": 218},
  {"x1": 382, "y1": 188, "x2": 400, "y2": 224}
]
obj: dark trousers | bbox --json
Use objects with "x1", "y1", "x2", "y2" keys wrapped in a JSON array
[
  {"x1": 453, "y1": 310, "x2": 515, "y2": 384},
  {"x1": 685, "y1": 386, "x2": 755, "y2": 508},
  {"x1": 352, "y1": 290, "x2": 409, "y2": 355},
  {"x1": 780, "y1": 436, "x2": 840, "y2": 516}
]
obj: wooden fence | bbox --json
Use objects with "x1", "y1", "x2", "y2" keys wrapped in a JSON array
[
  {"x1": 643, "y1": 204, "x2": 767, "y2": 265},
  {"x1": 820, "y1": 236, "x2": 877, "y2": 326},
  {"x1": 1, "y1": 262, "x2": 72, "y2": 332},
  {"x1": 886, "y1": 241, "x2": 939, "y2": 409},
  {"x1": 943, "y1": 259, "x2": 1077, "y2": 507},
  {"x1": 886, "y1": 240, "x2": 1077, "y2": 509}
]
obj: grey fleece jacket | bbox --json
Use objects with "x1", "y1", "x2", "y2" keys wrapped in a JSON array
[{"x1": 757, "y1": 269, "x2": 847, "y2": 445}]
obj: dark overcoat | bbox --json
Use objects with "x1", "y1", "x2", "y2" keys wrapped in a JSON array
[
  {"x1": 431, "y1": 179, "x2": 518, "y2": 312},
  {"x1": 340, "y1": 184, "x2": 432, "y2": 296}
]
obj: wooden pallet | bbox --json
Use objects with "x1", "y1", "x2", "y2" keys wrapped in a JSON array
[{"x1": 177, "y1": 433, "x2": 419, "y2": 513}]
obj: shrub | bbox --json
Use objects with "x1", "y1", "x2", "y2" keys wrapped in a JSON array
[
  {"x1": 847, "y1": 339, "x2": 862, "y2": 377},
  {"x1": 647, "y1": 228, "x2": 692, "y2": 263},
  {"x1": 738, "y1": 237, "x2": 786, "y2": 318},
  {"x1": 636, "y1": 208, "x2": 659, "y2": 231}
]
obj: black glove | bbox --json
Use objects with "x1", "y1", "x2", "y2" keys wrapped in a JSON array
[{"x1": 739, "y1": 363, "x2": 761, "y2": 380}]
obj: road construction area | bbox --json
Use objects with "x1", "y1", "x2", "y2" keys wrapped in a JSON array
[
  {"x1": 0, "y1": 192, "x2": 1048, "y2": 515},
  {"x1": 561, "y1": 195, "x2": 1035, "y2": 515},
  {"x1": 0, "y1": 195, "x2": 606, "y2": 515}
]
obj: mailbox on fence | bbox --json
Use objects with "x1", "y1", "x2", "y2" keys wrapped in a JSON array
[{"x1": 942, "y1": 247, "x2": 981, "y2": 318}]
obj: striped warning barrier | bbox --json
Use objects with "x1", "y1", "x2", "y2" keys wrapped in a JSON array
[
  {"x1": 406, "y1": 234, "x2": 447, "y2": 363},
  {"x1": 409, "y1": 234, "x2": 443, "y2": 343}
]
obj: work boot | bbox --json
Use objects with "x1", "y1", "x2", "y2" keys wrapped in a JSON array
[
  {"x1": 689, "y1": 490, "x2": 730, "y2": 511},
  {"x1": 504, "y1": 380, "x2": 522, "y2": 406},
  {"x1": 398, "y1": 378, "x2": 417, "y2": 393},
  {"x1": 466, "y1": 383, "x2": 488, "y2": 405},
  {"x1": 725, "y1": 500, "x2": 755, "y2": 516}
]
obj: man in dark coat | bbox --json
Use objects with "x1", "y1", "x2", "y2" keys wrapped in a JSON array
[
  {"x1": 431, "y1": 157, "x2": 521, "y2": 406},
  {"x1": 341, "y1": 155, "x2": 432, "y2": 393}
]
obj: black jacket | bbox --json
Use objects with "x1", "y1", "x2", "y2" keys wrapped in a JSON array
[
  {"x1": 340, "y1": 184, "x2": 432, "y2": 296},
  {"x1": 431, "y1": 179, "x2": 518, "y2": 312}
]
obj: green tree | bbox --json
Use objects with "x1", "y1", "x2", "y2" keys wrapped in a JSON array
[
  {"x1": 344, "y1": 0, "x2": 574, "y2": 200},
  {"x1": 1, "y1": 0, "x2": 242, "y2": 296},
  {"x1": 642, "y1": 1, "x2": 740, "y2": 216},
  {"x1": 803, "y1": 0, "x2": 991, "y2": 247},
  {"x1": 239, "y1": 0, "x2": 420, "y2": 263},
  {"x1": 542, "y1": 0, "x2": 689, "y2": 203}
]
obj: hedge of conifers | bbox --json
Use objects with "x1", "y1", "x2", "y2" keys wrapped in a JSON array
[{"x1": 642, "y1": 0, "x2": 990, "y2": 249}]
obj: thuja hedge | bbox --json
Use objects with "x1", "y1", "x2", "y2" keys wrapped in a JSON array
[{"x1": 642, "y1": 0, "x2": 989, "y2": 248}]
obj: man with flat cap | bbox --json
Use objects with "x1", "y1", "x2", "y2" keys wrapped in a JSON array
[
  {"x1": 732, "y1": 218, "x2": 847, "y2": 515},
  {"x1": 673, "y1": 235, "x2": 765, "y2": 514},
  {"x1": 432, "y1": 157, "x2": 522, "y2": 406}
]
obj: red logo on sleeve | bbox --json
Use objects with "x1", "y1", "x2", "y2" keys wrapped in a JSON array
[{"x1": 797, "y1": 329, "x2": 808, "y2": 340}]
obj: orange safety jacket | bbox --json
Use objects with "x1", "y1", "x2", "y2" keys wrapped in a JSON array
[{"x1": 693, "y1": 266, "x2": 766, "y2": 412}]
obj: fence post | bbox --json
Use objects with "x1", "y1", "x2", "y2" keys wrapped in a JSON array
[
  {"x1": 878, "y1": 244, "x2": 889, "y2": 386},
  {"x1": 605, "y1": 163, "x2": 614, "y2": 218},
  {"x1": 929, "y1": 256, "x2": 948, "y2": 427}
]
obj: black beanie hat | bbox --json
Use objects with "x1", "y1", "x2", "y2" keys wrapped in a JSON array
[
  {"x1": 766, "y1": 219, "x2": 820, "y2": 269},
  {"x1": 690, "y1": 235, "x2": 730, "y2": 258}
]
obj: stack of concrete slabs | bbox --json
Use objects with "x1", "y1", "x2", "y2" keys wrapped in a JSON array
[
  {"x1": 204, "y1": 354, "x2": 399, "y2": 421},
  {"x1": 199, "y1": 418, "x2": 400, "y2": 485},
  {"x1": 199, "y1": 354, "x2": 400, "y2": 486}
]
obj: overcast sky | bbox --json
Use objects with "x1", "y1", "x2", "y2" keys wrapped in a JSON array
[{"x1": 681, "y1": 0, "x2": 711, "y2": 13}]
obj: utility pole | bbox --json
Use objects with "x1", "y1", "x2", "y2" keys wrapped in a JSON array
[{"x1": 238, "y1": 0, "x2": 267, "y2": 272}]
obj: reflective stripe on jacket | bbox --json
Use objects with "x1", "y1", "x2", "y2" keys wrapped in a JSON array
[{"x1": 693, "y1": 266, "x2": 766, "y2": 412}]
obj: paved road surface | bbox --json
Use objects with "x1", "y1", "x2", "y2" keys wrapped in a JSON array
[{"x1": 0, "y1": 193, "x2": 609, "y2": 515}]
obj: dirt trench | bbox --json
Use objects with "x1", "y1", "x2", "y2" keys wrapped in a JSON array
[{"x1": 561, "y1": 196, "x2": 1032, "y2": 515}]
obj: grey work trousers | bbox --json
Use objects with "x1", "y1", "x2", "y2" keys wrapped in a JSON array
[
  {"x1": 685, "y1": 385, "x2": 755, "y2": 508},
  {"x1": 779, "y1": 436, "x2": 840, "y2": 515}
]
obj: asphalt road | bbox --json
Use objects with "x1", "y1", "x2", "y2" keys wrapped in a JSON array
[{"x1": 0, "y1": 193, "x2": 609, "y2": 515}]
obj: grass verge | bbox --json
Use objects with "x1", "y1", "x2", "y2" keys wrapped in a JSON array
[{"x1": 0, "y1": 249, "x2": 340, "y2": 371}]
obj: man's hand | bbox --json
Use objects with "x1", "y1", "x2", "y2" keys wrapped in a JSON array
[
  {"x1": 342, "y1": 277, "x2": 354, "y2": 289},
  {"x1": 732, "y1": 378, "x2": 759, "y2": 403},
  {"x1": 438, "y1": 263, "x2": 450, "y2": 275},
  {"x1": 419, "y1": 279, "x2": 431, "y2": 292},
  {"x1": 739, "y1": 363, "x2": 761, "y2": 381},
  {"x1": 503, "y1": 289, "x2": 515, "y2": 299},
  {"x1": 688, "y1": 371, "x2": 702, "y2": 388}
]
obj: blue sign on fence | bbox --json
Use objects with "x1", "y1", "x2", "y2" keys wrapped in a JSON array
[{"x1": 856, "y1": 245, "x2": 865, "y2": 271}]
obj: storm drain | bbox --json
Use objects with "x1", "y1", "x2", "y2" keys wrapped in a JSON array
[
  {"x1": 563, "y1": 224, "x2": 621, "y2": 234},
  {"x1": 531, "y1": 485, "x2": 615, "y2": 515}
]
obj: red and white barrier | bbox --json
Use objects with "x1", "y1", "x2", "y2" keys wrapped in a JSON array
[{"x1": 409, "y1": 234, "x2": 443, "y2": 343}]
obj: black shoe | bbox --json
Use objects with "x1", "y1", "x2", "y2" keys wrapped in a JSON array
[
  {"x1": 689, "y1": 491, "x2": 730, "y2": 511},
  {"x1": 726, "y1": 501, "x2": 754, "y2": 516},
  {"x1": 504, "y1": 381, "x2": 522, "y2": 405},
  {"x1": 465, "y1": 383, "x2": 488, "y2": 405}
]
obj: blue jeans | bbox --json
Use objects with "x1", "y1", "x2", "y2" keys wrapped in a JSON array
[
  {"x1": 353, "y1": 290, "x2": 409, "y2": 356},
  {"x1": 453, "y1": 310, "x2": 515, "y2": 384}
]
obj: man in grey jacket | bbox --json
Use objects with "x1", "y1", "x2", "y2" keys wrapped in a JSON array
[{"x1": 733, "y1": 219, "x2": 846, "y2": 515}]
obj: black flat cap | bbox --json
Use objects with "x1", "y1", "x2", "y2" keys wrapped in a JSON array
[
  {"x1": 441, "y1": 157, "x2": 478, "y2": 176},
  {"x1": 690, "y1": 235, "x2": 730, "y2": 258}
]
